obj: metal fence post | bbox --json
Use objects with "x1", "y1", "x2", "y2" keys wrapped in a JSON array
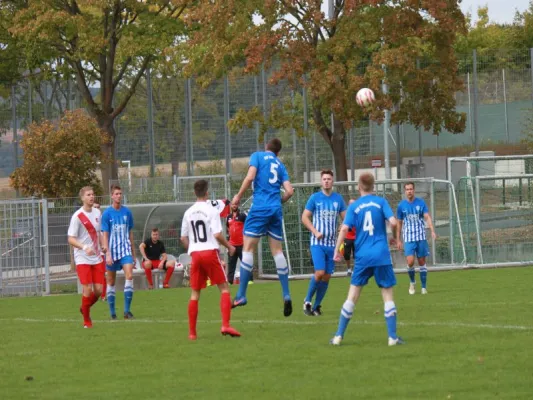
[
  {"x1": 473, "y1": 50, "x2": 480, "y2": 175},
  {"x1": 261, "y1": 64, "x2": 267, "y2": 146},
  {"x1": 223, "y1": 75, "x2": 232, "y2": 175},
  {"x1": 146, "y1": 67, "x2": 156, "y2": 177},
  {"x1": 502, "y1": 69, "x2": 509, "y2": 143},
  {"x1": 42, "y1": 198, "x2": 50, "y2": 295},
  {"x1": 303, "y1": 86, "x2": 310, "y2": 182},
  {"x1": 254, "y1": 75, "x2": 260, "y2": 151}
]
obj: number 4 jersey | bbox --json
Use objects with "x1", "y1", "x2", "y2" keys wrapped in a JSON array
[
  {"x1": 343, "y1": 194, "x2": 394, "y2": 268},
  {"x1": 181, "y1": 201, "x2": 223, "y2": 254}
]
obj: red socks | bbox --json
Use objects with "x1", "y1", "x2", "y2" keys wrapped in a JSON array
[
  {"x1": 81, "y1": 295, "x2": 93, "y2": 322},
  {"x1": 163, "y1": 266, "x2": 175, "y2": 285},
  {"x1": 220, "y1": 292, "x2": 231, "y2": 328},
  {"x1": 144, "y1": 268, "x2": 153, "y2": 286},
  {"x1": 188, "y1": 300, "x2": 199, "y2": 336}
]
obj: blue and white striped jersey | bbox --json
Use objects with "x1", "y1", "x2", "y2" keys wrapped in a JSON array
[
  {"x1": 305, "y1": 191, "x2": 346, "y2": 247},
  {"x1": 396, "y1": 198, "x2": 428, "y2": 242},
  {"x1": 101, "y1": 206, "x2": 134, "y2": 261}
]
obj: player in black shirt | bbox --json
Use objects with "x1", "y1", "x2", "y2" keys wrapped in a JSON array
[{"x1": 139, "y1": 228, "x2": 176, "y2": 289}]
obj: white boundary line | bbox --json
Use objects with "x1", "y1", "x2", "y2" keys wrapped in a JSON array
[{"x1": 1, "y1": 318, "x2": 531, "y2": 331}]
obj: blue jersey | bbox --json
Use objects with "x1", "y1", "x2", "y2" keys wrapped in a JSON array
[
  {"x1": 343, "y1": 195, "x2": 393, "y2": 268},
  {"x1": 101, "y1": 206, "x2": 134, "y2": 261},
  {"x1": 305, "y1": 191, "x2": 346, "y2": 247},
  {"x1": 249, "y1": 151, "x2": 289, "y2": 210},
  {"x1": 396, "y1": 197, "x2": 428, "y2": 242}
]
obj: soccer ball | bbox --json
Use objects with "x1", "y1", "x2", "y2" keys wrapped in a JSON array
[{"x1": 356, "y1": 88, "x2": 375, "y2": 108}]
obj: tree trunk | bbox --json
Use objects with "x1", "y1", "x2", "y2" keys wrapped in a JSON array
[
  {"x1": 331, "y1": 117, "x2": 348, "y2": 182},
  {"x1": 97, "y1": 116, "x2": 118, "y2": 193}
]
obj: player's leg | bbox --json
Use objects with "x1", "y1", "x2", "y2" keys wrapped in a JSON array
[
  {"x1": 304, "y1": 245, "x2": 324, "y2": 315},
  {"x1": 188, "y1": 252, "x2": 207, "y2": 340},
  {"x1": 142, "y1": 260, "x2": 154, "y2": 289},
  {"x1": 106, "y1": 268, "x2": 118, "y2": 319},
  {"x1": 233, "y1": 236, "x2": 259, "y2": 307},
  {"x1": 344, "y1": 240, "x2": 353, "y2": 276},
  {"x1": 330, "y1": 271, "x2": 367, "y2": 345},
  {"x1": 313, "y1": 246, "x2": 335, "y2": 315},
  {"x1": 77, "y1": 265, "x2": 95, "y2": 328},
  {"x1": 122, "y1": 257, "x2": 135, "y2": 319},
  {"x1": 417, "y1": 240, "x2": 430, "y2": 294},
  {"x1": 163, "y1": 259, "x2": 176, "y2": 288},
  {"x1": 375, "y1": 265, "x2": 404, "y2": 346},
  {"x1": 404, "y1": 242, "x2": 416, "y2": 294},
  {"x1": 227, "y1": 248, "x2": 239, "y2": 285},
  {"x1": 101, "y1": 270, "x2": 107, "y2": 300}
]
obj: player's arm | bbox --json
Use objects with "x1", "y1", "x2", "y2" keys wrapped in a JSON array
[
  {"x1": 334, "y1": 224, "x2": 349, "y2": 261},
  {"x1": 103, "y1": 231, "x2": 113, "y2": 264},
  {"x1": 388, "y1": 216, "x2": 399, "y2": 246},
  {"x1": 160, "y1": 242, "x2": 167, "y2": 262},
  {"x1": 233, "y1": 166, "x2": 257, "y2": 205},
  {"x1": 424, "y1": 212, "x2": 437, "y2": 239},
  {"x1": 180, "y1": 216, "x2": 190, "y2": 252},
  {"x1": 99, "y1": 232, "x2": 107, "y2": 254},
  {"x1": 301, "y1": 209, "x2": 322, "y2": 239},
  {"x1": 139, "y1": 242, "x2": 148, "y2": 260},
  {"x1": 212, "y1": 215, "x2": 235, "y2": 256},
  {"x1": 67, "y1": 236, "x2": 96, "y2": 256},
  {"x1": 281, "y1": 180, "x2": 294, "y2": 203}
]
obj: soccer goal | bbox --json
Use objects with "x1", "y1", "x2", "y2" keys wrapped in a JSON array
[{"x1": 257, "y1": 178, "x2": 467, "y2": 280}]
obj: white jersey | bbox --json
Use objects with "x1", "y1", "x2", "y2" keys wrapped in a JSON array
[
  {"x1": 181, "y1": 201, "x2": 223, "y2": 254},
  {"x1": 67, "y1": 207, "x2": 103, "y2": 265}
]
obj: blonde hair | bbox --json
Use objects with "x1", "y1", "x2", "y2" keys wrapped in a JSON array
[{"x1": 79, "y1": 186, "x2": 94, "y2": 199}]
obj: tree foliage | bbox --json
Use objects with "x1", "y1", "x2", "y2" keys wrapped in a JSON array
[
  {"x1": 7, "y1": 0, "x2": 188, "y2": 190},
  {"x1": 184, "y1": 0, "x2": 467, "y2": 180},
  {"x1": 10, "y1": 110, "x2": 110, "y2": 197}
]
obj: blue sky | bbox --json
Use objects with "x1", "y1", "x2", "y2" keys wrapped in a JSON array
[{"x1": 460, "y1": 0, "x2": 531, "y2": 23}]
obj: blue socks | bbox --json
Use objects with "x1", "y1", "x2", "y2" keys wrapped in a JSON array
[
  {"x1": 419, "y1": 265, "x2": 427, "y2": 289},
  {"x1": 407, "y1": 267, "x2": 415, "y2": 284},
  {"x1": 124, "y1": 279, "x2": 134, "y2": 314},
  {"x1": 274, "y1": 253, "x2": 290, "y2": 300},
  {"x1": 384, "y1": 301, "x2": 397, "y2": 339},
  {"x1": 314, "y1": 281, "x2": 329, "y2": 309},
  {"x1": 236, "y1": 251, "x2": 254, "y2": 299},
  {"x1": 107, "y1": 285, "x2": 116, "y2": 316},
  {"x1": 304, "y1": 278, "x2": 318, "y2": 303},
  {"x1": 335, "y1": 300, "x2": 355, "y2": 337}
]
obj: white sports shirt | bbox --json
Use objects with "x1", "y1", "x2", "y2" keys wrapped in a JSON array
[
  {"x1": 181, "y1": 201, "x2": 223, "y2": 254},
  {"x1": 67, "y1": 207, "x2": 103, "y2": 265}
]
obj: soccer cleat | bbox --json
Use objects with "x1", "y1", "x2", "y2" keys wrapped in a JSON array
[
  {"x1": 83, "y1": 321, "x2": 93, "y2": 329},
  {"x1": 330, "y1": 335, "x2": 342, "y2": 346},
  {"x1": 110, "y1": 314, "x2": 117, "y2": 320},
  {"x1": 284, "y1": 299, "x2": 293, "y2": 317},
  {"x1": 421, "y1": 288, "x2": 428, "y2": 295},
  {"x1": 248, "y1": 281, "x2": 254, "y2": 285},
  {"x1": 388, "y1": 336, "x2": 405, "y2": 346},
  {"x1": 409, "y1": 283, "x2": 415, "y2": 295},
  {"x1": 346, "y1": 269, "x2": 352, "y2": 276},
  {"x1": 188, "y1": 333, "x2": 197, "y2": 341},
  {"x1": 231, "y1": 296, "x2": 247, "y2": 309},
  {"x1": 221, "y1": 326, "x2": 241, "y2": 337},
  {"x1": 312, "y1": 305, "x2": 323, "y2": 316},
  {"x1": 303, "y1": 302, "x2": 314, "y2": 316},
  {"x1": 124, "y1": 311, "x2": 135, "y2": 320},
  {"x1": 163, "y1": 283, "x2": 170, "y2": 289}
]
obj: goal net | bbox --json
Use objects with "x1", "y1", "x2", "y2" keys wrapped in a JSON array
[{"x1": 257, "y1": 178, "x2": 466, "y2": 279}]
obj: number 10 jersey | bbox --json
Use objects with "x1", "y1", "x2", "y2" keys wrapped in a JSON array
[{"x1": 181, "y1": 201, "x2": 223, "y2": 254}]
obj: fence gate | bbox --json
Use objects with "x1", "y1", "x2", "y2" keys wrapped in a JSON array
[{"x1": 0, "y1": 198, "x2": 49, "y2": 297}]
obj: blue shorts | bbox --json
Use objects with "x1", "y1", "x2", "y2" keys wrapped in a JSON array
[
  {"x1": 243, "y1": 207, "x2": 283, "y2": 241},
  {"x1": 310, "y1": 245, "x2": 335, "y2": 274},
  {"x1": 351, "y1": 264, "x2": 396, "y2": 288},
  {"x1": 106, "y1": 255, "x2": 134, "y2": 271},
  {"x1": 404, "y1": 240, "x2": 430, "y2": 258}
]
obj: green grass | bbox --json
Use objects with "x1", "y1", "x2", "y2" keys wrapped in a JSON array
[{"x1": 1, "y1": 268, "x2": 533, "y2": 400}]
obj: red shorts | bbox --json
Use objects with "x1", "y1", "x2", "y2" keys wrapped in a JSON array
[
  {"x1": 190, "y1": 249, "x2": 227, "y2": 290},
  {"x1": 144, "y1": 259, "x2": 165, "y2": 269},
  {"x1": 77, "y1": 261, "x2": 106, "y2": 285}
]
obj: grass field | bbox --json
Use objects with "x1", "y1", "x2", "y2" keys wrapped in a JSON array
[{"x1": 1, "y1": 268, "x2": 533, "y2": 400}]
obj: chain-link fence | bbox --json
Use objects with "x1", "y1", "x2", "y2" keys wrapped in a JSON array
[{"x1": 1, "y1": 49, "x2": 532, "y2": 197}]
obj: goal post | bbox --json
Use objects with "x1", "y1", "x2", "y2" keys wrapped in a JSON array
[{"x1": 257, "y1": 178, "x2": 467, "y2": 280}]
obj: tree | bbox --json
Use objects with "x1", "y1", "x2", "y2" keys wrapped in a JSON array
[
  {"x1": 184, "y1": 0, "x2": 467, "y2": 181},
  {"x1": 10, "y1": 109, "x2": 110, "y2": 197},
  {"x1": 8, "y1": 0, "x2": 188, "y2": 190}
]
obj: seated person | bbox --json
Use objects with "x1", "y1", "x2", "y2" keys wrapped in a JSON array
[{"x1": 139, "y1": 228, "x2": 176, "y2": 289}]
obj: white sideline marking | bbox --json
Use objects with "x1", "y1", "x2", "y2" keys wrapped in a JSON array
[{"x1": 1, "y1": 317, "x2": 532, "y2": 331}]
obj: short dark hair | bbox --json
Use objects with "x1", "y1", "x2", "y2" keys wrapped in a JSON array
[
  {"x1": 194, "y1": 179, "x2": 209, "y2": 198},
  {"x1": 151, "y1": 228, "x2": 159, "y2": 233},
  {"x1": 266, "y1": 138, "x2": 282, "y2": 155},
  {"x1": 321, "y1": 169, "x2": 334, "y2": 177},
  {"x1": 110, "y1": 184, "x2": 122, "y2": 193},
  {"x1": 359, "y1": 173, "x2": 374, "y2": 192},
  {"x1": 404, "y1": 182, "x2": 415, "y2": 189}
]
